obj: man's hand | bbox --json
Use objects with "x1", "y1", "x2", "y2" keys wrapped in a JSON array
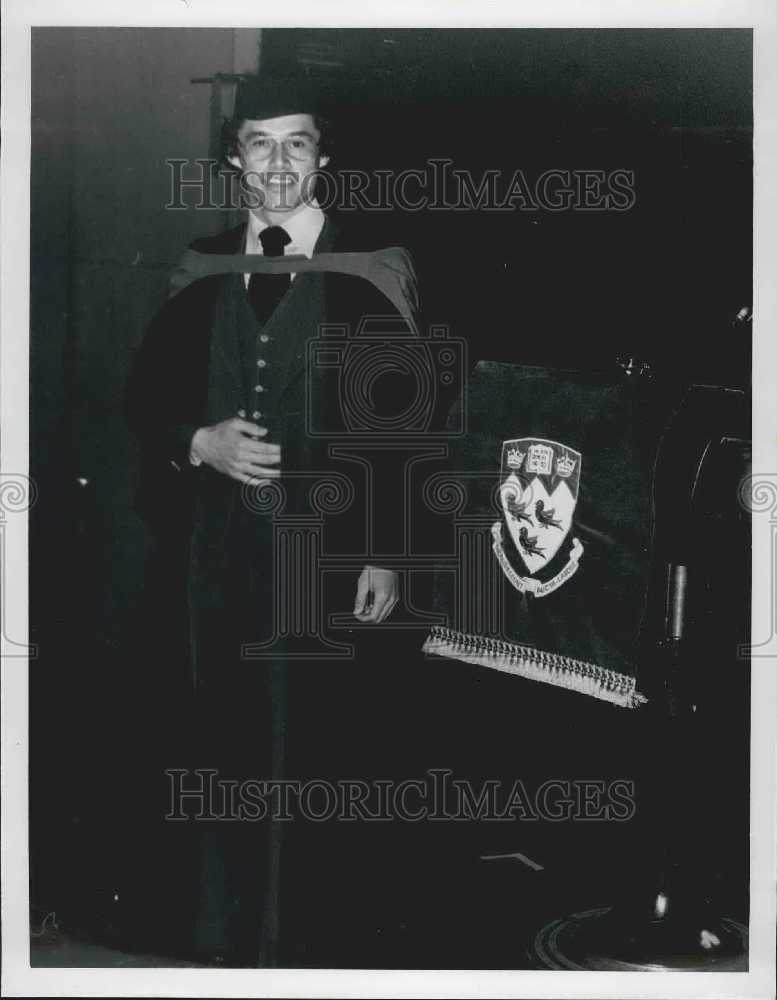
[
  {"x1": 353, "y1": 566, "x2": 399, "y2": 624},
  {"x1": 191, "y1": 418, "x2": 281, "y2": 484}
]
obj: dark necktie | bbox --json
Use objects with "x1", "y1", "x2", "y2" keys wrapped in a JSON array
[{"x1": 247, "y1": 225, "x2": 292, "y2": 325}]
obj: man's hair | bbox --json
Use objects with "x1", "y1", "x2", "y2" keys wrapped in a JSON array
[{"x1": 220, "y1": 112, "x2": 333, "y2": 166}]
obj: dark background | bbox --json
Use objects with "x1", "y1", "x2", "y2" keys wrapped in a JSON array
[{"x1": 29, "y1": 27, "x2": 752, "y2": 965}]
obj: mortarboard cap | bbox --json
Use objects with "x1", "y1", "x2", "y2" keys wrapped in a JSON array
[{"x1": 232, "y1": 73, "x2": 329, "y2": 121}]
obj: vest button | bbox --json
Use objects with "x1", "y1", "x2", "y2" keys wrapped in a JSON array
[
  {"x1": 259, "y1": 334, "x2": 269, "y2": 343},
  {"x1": 256, "y1": 359, "x2": 267, "y2": 368},
  {"x1": 254, "y1": 385, "x2": 265, "y2": 393},
  {"x1": 252, "y1": 411, "x2": 262, "y2": 420}
]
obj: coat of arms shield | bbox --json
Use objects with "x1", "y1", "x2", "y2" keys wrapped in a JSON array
[{"x1": 498, "y1": 438, "x2": 582, "y2": 575}]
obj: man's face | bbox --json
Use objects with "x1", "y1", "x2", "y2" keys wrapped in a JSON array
[{"x1": 228, "y1": 113, "x2": 329, "y2": 219}]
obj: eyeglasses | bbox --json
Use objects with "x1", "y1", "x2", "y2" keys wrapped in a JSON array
[{"x1": 239, "y1": 134, "x2": 319, "y2": 162}]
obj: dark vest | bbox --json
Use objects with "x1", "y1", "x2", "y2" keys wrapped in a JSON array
[
  {"x1": 206, "y1": 223, "x2": 332, "y2": 428},
  {"x1": 188, "y1": 224, "x2": 337, "y2": 636}
]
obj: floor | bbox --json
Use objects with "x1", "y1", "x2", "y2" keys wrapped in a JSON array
[{"x1": 30, "y1": 843, "x2": 748, "y2": 971}]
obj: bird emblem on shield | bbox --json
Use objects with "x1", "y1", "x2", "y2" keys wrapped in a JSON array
[{"x1": 495, "y1": 438, "x2": 583, "y2": 595}]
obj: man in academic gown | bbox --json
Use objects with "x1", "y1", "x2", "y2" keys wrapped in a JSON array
[{"x1": 126, "y1": 74, "x2": 420, "y2": 966}]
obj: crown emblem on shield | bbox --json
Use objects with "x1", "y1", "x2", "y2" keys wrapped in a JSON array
[
  {"x1": 556, "y1": 452, "x2": 577, "y2": 478},
  {"x1": 507, "y1": 447, "x2": 526, "y2": 469}
]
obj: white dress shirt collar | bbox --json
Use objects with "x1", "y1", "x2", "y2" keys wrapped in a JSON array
[{"x1": 246, "y1": 200, "x2": 325, "y2": 259}]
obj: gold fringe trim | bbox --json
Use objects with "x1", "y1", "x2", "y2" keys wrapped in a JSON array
[{"x1": 422, "y1": 625, "x2": 647, "y2": 709}]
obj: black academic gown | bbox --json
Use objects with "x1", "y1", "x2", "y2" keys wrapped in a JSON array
[{"x1": 126, "y1": 216, "x2": 421, "y2": 965}]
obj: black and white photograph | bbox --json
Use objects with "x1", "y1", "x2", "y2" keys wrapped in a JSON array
[{"x1": 2, "y1": 2, "x2": 776, "y2": 997}]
